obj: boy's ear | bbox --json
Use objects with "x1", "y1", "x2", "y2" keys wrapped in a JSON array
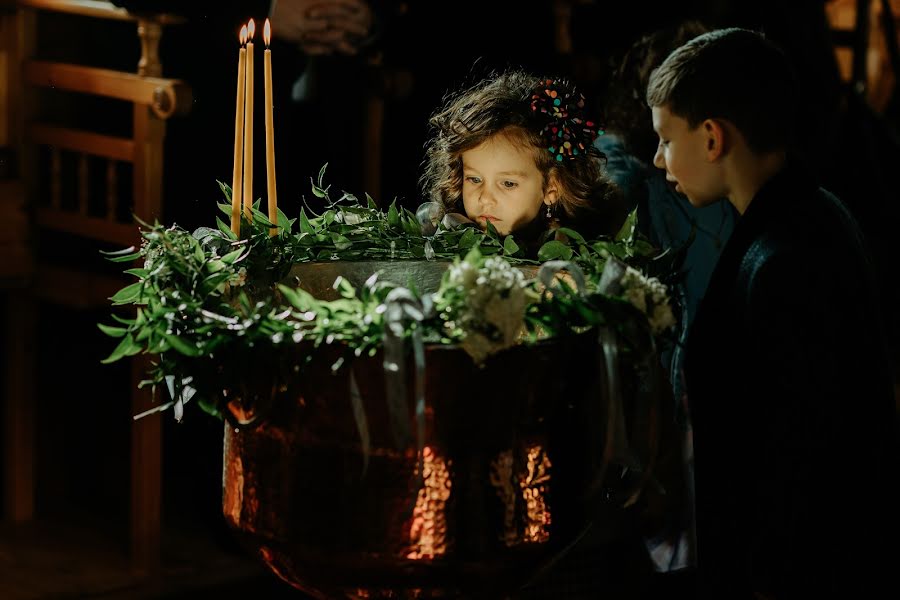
[{"x1": 702, "y1": 118, "x2": 726, "y2": 161}]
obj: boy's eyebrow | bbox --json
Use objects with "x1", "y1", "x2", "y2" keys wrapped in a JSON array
[{"x1": 496, "y1": 170, "x2": 528, "y2": 177}]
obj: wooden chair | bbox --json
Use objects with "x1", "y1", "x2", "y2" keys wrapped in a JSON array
[{"x1": 1, "y1": 0, "x2": 189, "y2": 576}]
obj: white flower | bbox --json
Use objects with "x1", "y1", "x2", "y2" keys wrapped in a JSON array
[
  {"x1": 620, "y1": 266, "x2": 675, "y2": 335},
  {"x1": 446, "y1": 255, "x2": 528, "y2": 363}
]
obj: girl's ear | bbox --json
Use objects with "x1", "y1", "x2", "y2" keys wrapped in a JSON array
[
  {"x1": 544, "y1": 173, "x2": 561, "y2": 206},
  {"x1": 703, "y1": 118, "x2": 726, "y2": 161}
]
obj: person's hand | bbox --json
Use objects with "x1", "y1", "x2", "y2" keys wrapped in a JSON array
[{"x1": 270, "y1": 0, "x2": 374, "y2": 56}]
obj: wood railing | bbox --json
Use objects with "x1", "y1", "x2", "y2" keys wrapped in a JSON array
[{"x1": 2, "y1": 0, "x2": 190, "y2": 579}]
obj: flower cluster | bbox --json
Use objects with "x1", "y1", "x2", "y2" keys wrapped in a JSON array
[
  {"x1": 620, "y1": 266, "x2": 676, "y2": 335},
  {"x1": 444, "y1": 255, "x2": 529, "y2": 364}
]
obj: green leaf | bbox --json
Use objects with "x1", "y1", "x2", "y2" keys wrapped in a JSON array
[
  {"x1": 299, "y1": 208, "x2": 315, "y2": 234},
  {"x1": 503, "y1": 235, "x2": 520, "y2": 256},
  {"x1": 366, "y1": 193, "x2": 378, "y2": 209},
  {"x1": 537, "y1": 240, "x2": 574, "y2": 262},
  {"x1": 484, "y1": 220, "x2": 500, "y2": 241},
  {"x1": 317, "y1": 163, "x2": 329, "y2": 188},
  {"x1": 555, "y1": 227, "x2": 586, "y2": 245},
  {"x1": 97, "y1": 323, "x2": 128, "y2": 338},
  {"x1": 217, "y1": 180, "x2": 233, "y2": 202},
  {"x1": 220, "y1": 248, "x2": 244, "y2": 265},
  {"x1": 124, "y1": 268, "x2": 149, "y2": 279},
  {"x1": 463, "y1": 245, "x2": 482, "y2": 266},
  {"x1": 333, "y1": 276, "x2": 357, "y2": 299},
  {"x1": 387, "y1": 202, "x2": 400, "y2": 229},
  {"x1": 216, "y1": 216, "x2": 236, "y2": 239},
  {"x1": 615, "y1": 207, "x2": 637, "y2": 242},
  {"x1": 458, "y1": 227, "x2": 477, "y2": 250},
  {"x1": 110, "y1": 281, "x2": 144, "y2": 305},
  {"x1": 101, "y1": 333, "x2": 142, "y2": 363},
  {"x1": 278, "y1": 284, "x2": 316, "y2": 311},
  {"x1": 330, "y1": 233, "x2": 352, "y2": 251},
  {"x1": 251, "y1": 208, "x2": 275, "y2": 228},
  {"x1": 100, "y1": 245, "x2": 138, "y2": 258},
  {"x1": 163, "y1": 333, "x2": 203, "y2": 357},
  {"x1": 276, "y1": 207, "x2": 295, "y2": 233},
  {"x1": 102, "y1": 249, "x2": 142, "y2": 263},
  {"x1": 217, "y1": 201, "x2": 233, "y2": 219}
]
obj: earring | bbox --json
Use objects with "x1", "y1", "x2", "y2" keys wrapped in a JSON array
[{"x1": 546, "y1": 204, "x2": 553, "y2": 219}]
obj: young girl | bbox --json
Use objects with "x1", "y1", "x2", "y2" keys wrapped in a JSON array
[{"x1": 419, "y1": 70, "x2": 629, "y2": 249}]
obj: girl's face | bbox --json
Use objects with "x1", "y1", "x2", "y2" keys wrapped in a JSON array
[{"x1": 461, "y1": 134, "x2": 554, "y2": 236}]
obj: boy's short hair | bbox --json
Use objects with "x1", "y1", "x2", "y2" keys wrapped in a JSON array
[{"x1": 646, "y1": 28, "x2": 797, "y2": 154}]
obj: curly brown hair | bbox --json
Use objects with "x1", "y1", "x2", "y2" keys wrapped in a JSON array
[
  {"x1": 419, "y1": 69, "x2": 627, "y2": 240},
  {"x1": 604, "y1": 20, "x2": 709, "y2": 162}
]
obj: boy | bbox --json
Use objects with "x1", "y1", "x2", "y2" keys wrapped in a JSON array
[{"x1": 647, "y1": 28, "x2": 897, "y2": 598}]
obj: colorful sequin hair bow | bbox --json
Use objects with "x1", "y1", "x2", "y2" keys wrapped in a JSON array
[{"x1": 530, "y1": 79, "x2": 604, "y2": 161}]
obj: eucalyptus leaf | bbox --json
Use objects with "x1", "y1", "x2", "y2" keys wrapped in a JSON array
[
  {"x1": 217, "y1": 180, "x2": 233, "y2": 202},
  {"x1": 538, "y1": 240, "x2": 574, "y2": 262},
  {"x1": 503, "y1": 235, "x2": 520, "y2": 256},
  {"x1": 98, "y1": 323, "x2": 128, "y2": 338},
  {"x1": 101, "y1": 333, "x2": 142, "y2": 363},
  {"x1": 110, "y1": 282, "x2": 144, "y2": 305}
]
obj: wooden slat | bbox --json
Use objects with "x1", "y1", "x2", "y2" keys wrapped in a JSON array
[
  {"x1": 36, "y1": 206, "x2": 140, "y2": 246},
  {"x1": 15, "y1": 0, "x2": 184, "y2": 25},
  {"x1": 105, "y1": 159, "x2": 117, "y2": 219},
  {"x1": 30, "y1": 124, "x2": 134, "y2": 162},
  {"x1": 77, "y1": 152, "x2": 88, "y2": 215},
  {"x1": 24, "y1": 60, "x2": 187, "y2": 113}
]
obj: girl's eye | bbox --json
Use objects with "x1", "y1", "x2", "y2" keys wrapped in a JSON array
[
  {"x1": 501, "y1": 180, "x2": 518, "y2": 189},
  {"x1": 660, "y1": 140, "x2": 670, "y2": 147},
  {"x1": 465, "y1": 176, "x2": 481, "y2": 184}
]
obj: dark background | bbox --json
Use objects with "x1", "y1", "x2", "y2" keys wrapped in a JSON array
[{"x1": 2, "y1": 1, "x2": 899, "y2": 598}]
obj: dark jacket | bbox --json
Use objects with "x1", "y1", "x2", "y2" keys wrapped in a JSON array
[{"x1": 684, "y1": 162, "x2": 898, "y2": 598}]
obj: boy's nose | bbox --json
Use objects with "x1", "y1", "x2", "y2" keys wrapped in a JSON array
[{"x1": 653, "y1": 145, "x2": 665, "y2": 170}]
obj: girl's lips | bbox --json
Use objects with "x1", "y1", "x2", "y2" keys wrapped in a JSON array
[{"x1": 479, "y1": 215, "x2": 499, "y2": 222}]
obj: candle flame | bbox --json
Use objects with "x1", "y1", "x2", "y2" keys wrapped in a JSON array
[
  {"x1": 263, "y1": 18, "x2": 271, "y2": 47},
  {"x1": 248, "y1": 18, "x2": 256, "y2": 40},
  {"x1": 240, "y1": 24, "x2": 248, "y2": 45}
]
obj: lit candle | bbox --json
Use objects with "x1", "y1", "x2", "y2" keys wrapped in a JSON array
[
  {"x1": 263, "y1": 19, "x2": 277, "y2": 236},
  {"x1": 231, "y1": 25, "x2": 248, "y2": 237},
  {"x1": 242, "y1": 18, "x2": 256, "y2": 221}
]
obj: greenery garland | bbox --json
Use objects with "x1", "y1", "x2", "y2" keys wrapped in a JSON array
[{"x1": 100, "y1": 166, "x2": 682, "y2": 421}]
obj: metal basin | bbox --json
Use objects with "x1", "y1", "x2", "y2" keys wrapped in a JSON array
[{"x1": 221, "y1": 261, "x2": 651, "y2": 599}]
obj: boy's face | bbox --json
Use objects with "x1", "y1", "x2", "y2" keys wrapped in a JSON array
[
  {"x1": 651, "y1": 104, "x2": 724, "y2": 207},
  {"x1": 461, "y1": 134, "x2": 551, "y2": 236}
]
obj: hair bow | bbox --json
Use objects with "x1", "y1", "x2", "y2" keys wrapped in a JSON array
[{"x1": 530, "y1": 79, "x2": 603, "y2": 161}]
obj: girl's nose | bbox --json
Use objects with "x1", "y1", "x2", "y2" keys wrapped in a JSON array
[{"x1": 479, "y1": 186, "x2": 496, "y2": 207}]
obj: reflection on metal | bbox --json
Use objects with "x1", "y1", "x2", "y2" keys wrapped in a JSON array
[
  {"x1": 491, "y1": 444, "x2": 553, "y2": 547},
  {"x1": 523, "y1": 445, "x2": 552, "y2": 544},
  {"x1": 407, "y1": 446, "x2": 451, "y2": 560}
]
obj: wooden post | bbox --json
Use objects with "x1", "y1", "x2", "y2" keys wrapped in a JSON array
[
  {"x1": 363, "y1": 52, "x2": 384, "y2": 204},
  {"x1": 131, "y1": 14, "x2": 169, "y2": 576},
  {"x1": 2, "y1": 0, "x2": 37, "y2": 527},
  {"x1": 129, "y1": 76, "x2": 165, "y2": 579},
  {"x1": 3, "y1": 293, "x2": 36, "y2": 522}
]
